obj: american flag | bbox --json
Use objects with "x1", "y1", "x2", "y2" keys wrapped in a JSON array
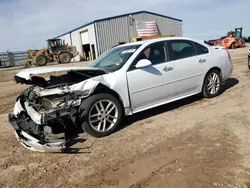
[{"x1": 136, "y1": 20, "x2": 158, "y2": 37}]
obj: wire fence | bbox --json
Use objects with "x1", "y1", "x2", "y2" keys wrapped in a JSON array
[{"x1": 0, "y1": 51, "x2": 29, "y2": 68}]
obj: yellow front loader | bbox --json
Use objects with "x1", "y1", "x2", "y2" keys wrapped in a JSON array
[{"x1": 25, "y1": 39, "x2": 78, "y2": 67}]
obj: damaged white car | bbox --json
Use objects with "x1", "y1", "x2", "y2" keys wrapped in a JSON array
[{"x1": 9, "y1": 37, "x2": 233, "y2": 152}]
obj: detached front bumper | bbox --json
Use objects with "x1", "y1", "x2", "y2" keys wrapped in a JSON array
[{"x1": 8, "y1": 113, "x2": 66, "y2": 152}]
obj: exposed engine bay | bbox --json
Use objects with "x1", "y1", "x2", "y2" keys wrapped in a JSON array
[{"x1": 9, "y1": 68, "x2": 107, "y2": 152}]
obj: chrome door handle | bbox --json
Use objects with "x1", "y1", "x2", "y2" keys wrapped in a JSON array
[
  {"x1": 199, "y1": 59, "x2": 206, "y2": 63},
  {"x1": 163, "y1": 66, "x2": 173, "y2": 72}
]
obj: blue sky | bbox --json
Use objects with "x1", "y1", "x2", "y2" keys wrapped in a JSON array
[{"x1": 0, "y1": 0, "x2": 249, "y2": 51}]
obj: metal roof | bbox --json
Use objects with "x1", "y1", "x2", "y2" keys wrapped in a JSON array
[{"x1": 54, "y1": 10, "x2": 182, "y2": 38}]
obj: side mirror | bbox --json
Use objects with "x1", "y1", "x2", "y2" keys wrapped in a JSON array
[{"x1": 135, "y1": 59, "x2": 152, "y2": 68}]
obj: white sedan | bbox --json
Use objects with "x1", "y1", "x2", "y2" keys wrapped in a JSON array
[{"x1": 9, "y1": 37, "x2": 233, "y2": 152}]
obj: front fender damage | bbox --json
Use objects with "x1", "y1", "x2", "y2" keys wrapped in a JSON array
[
  {"x1": 33, "y1": 79, "x2": 100, "y2": 98},
  {"x1": 70, "y1": 79, "x2": 100, "y2": 97},
  {"x1": 9, "y1": 79, "x2": 104, "y2": 152}
]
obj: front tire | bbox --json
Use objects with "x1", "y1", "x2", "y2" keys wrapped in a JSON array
[
  {"x1": 24, "y1": 59, "x2": 32, "y2": 68},
  {"x1": 78, "y1": 93, "x2": 123, "y2": 138},
  {"x1": 248, "y1": 57, "x2": 250, "y2": 69},
  {"x1": 34, "y1": 54, "x2": 48, "y2": 66},
  {"x1": 202, "y1": 70, "x2": 222, "y2": 98}
]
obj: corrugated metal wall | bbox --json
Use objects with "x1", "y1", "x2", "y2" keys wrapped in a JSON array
[
  {"x1": 95, "y1": 16, "x2": 130, "y2": 55},
  {"x1": 96, "y1": 12, "x2": 182, "y2": 55}
]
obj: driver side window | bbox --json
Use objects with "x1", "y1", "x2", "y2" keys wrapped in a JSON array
[{"x1": 132, "y1": 41, "x2": 168, "y2": 69}]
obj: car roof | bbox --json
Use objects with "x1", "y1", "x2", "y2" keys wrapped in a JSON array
[{"x1": 118, "y1": 37, "x2": 202, "y2": 47}]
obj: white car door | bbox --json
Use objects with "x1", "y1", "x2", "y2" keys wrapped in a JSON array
[
  {"x1": 126, "y1": 41, "x2": 176, "y2": 112},
  {"x1": 167, "y1": 40, "x2": 209, "y2": 97}
]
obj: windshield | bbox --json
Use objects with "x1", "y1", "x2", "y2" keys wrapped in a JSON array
[{"x1": 88, "y1": 44, "x2": 141, "y2": 71}]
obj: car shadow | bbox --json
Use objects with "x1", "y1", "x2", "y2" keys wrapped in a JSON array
[
  {"x1": 122, "y1": 77, "x2": 239, "y2": 128},
  {"x1": 61, "y1": 138, "x2": 93, "y2": 154},
  {"x1": 219, "y1": 77, "x2": 239, "y2": 95}
]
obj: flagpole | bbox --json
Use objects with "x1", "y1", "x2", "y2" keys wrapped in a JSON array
[{"x1": 127, "y1": 15, "x2": 131, "y2": 43}]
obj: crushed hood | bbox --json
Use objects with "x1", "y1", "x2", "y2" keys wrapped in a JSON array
[{"x1": 14, "y1": 66, "x2": 107, "y2": 84}]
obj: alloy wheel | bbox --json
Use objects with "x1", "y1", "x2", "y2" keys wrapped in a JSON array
[
  {"x1": 88, "y1": 99, "x2": 118, "y2": 132},
  {"x1": 207, "y1": 72, "x2": 220, "y2": 95}
]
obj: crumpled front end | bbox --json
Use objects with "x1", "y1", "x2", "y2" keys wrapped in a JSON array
[
  {"x1": 9, "y1": 113, "x2": 66, "y2": 152},
  {"x1": 8, "y1": 68, "x2": 107, "y2": 152},
  {"x1": 8, "y1": 85, "x2": 97, "y2": 152},
  {"x1": 8, "y1": 95, "x2": 76, "y2": 152}
]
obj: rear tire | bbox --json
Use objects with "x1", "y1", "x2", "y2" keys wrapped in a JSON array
[
  {"x1": 78, "y1": 93, "x2": 124, "y2": 138},
  {"x1": 231, "y1": 43, "x2": 236, "y2": 49},
  {"x1": 34, "y1": 54, "x2": 48, "y2": 66},
  {"x1": 59, "y1": 52, "x2": 72, "y2": 64},
  {"x1": 202, "y1": 70, "x2": 222, "y2": 98}
]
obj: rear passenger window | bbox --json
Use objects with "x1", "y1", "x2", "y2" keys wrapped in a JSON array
[
  {"x1": 168, "y1": 40, "x2": 197, "y2": 60},
  {"x1": 194, "y1": 42, "x2": 209, "y2": 55}
]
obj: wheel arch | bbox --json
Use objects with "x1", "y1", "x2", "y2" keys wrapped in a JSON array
[
  {"x1": 92, "y1": 83, "x2": 125, "y2": 109},
  {"x1": 207, "y1": 67, "x2": 222, "y2": 75},
  {"x1": 202, "y1": 67, "x2": 222, "y2": 88}
]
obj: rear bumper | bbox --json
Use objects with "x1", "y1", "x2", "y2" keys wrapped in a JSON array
[
  {"x1": 8, "y1": 113, "x2": 66, "y2": 152},
  {"x1": 222, "y1": 61, "x2": 233, "y2": 81}
]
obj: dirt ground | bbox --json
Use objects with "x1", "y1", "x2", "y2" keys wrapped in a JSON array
[{"x1": 1, "y1": 47, "x2": 250, "y2": 188}]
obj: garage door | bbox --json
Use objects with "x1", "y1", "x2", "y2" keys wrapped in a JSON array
[{"x1": 81, "y1": 31, "x2": 89, "y2": 45}]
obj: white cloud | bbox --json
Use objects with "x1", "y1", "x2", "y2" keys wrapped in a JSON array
[{"x1": 0, "y1": 0, "x2": 249, "y2": 51}]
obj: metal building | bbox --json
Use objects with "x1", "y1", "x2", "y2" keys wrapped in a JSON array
[{"x1": 55, "y1": 10, "x2": 182, "y2": 61}]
